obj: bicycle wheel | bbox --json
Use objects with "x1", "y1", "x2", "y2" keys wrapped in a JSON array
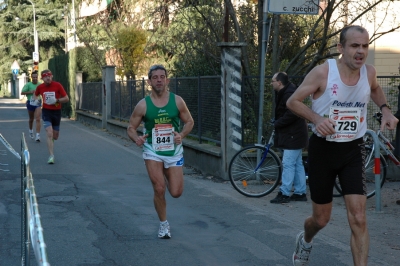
[
  {"x1": 334, "y1": 150, "x2": 387, "y2": 199},
  {"x1": 229, "y1": 145, "x2": 282, "y2": 197}
]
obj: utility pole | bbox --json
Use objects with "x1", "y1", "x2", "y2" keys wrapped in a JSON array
[{"x1": 28, "y1": 0, "x2": 39, "y2": 73}]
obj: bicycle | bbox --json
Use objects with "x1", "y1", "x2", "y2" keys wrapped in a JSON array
[
  {"x1": 228, "y1": 125, "x2": 282, "y2": 197},
  {"x1": 334, "y1": 112, "x2": 400, "y2": 198}
]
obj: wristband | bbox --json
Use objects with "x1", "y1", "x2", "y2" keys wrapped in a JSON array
[{"x1": 379, "y1": 103, "x2": 391, "y2": 111}]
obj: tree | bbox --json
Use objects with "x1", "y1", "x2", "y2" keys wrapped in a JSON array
[
  {"x1": 114, "y1": 26, "x2": 147, "y2": 80},
  {"x1": 0, "y1": 0, "x2": 65, "y2": 84},
  {"x1": 50, "y1": 0, "x2": 400, "y2": 82},
  {"x1": 74, "y1": 0, "x2": 151, "y2": 77},
  {"x1": 147, "y1": 0, "x2": 400, "y2": 77},
  {"x1": 270, "y1": 0, "x2": 400, "y2": 76}
]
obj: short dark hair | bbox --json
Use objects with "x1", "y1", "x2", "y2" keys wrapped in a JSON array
[
  {"x1": 148, "y1": 64, "x2": 167, "y2": 79},
  {"x1": 275, "y1": 72, "x2": 289, "y2": 86},
  {"x1": 339, "y1": 25, "x2": 367, "y2": 46},
  {"x1": 31, "y1": 71, "x2": 38, "y2": 76}
]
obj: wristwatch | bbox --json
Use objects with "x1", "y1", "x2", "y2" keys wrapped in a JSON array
[{"x1": 379, "y1": 103, "x2": 391, "y2": 111}]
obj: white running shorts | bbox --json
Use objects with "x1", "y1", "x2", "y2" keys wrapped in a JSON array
[{"x1": 143, "y1": 151, "x2": 184, "y2": 169}]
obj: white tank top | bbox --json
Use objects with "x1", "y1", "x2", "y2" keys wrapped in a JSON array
[{"x1": 311, "y1": 59, "x2": 370, "y2": 141}]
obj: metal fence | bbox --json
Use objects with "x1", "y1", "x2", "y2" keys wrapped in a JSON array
[
  {"x1": 77, "y1": 76, "x2": 400, "y2": 146},
  {"x1": 0, "y1": 133, "x2": 50, "y2": 266},
  {"x1": 77, "y1": 82, "x2": 103, "y2": 115}
]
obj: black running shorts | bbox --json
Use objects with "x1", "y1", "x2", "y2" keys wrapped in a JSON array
[
  {"x1": 41, "y1": 108, "x2": 62, "y2": 130},
  {"x1": 308, "y1": 134, "x2": 366, "y2": 204}
]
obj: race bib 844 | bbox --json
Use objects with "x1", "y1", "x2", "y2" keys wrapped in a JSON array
[{"x1": 152, "y1": 124, "x2": 175, "y2": 151}]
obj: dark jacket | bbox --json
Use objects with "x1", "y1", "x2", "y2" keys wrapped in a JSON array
[{"x1": 274, "y1": 82, "x2": 309, "y2": 149}]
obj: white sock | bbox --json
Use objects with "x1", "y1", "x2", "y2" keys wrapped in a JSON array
[
  {"x1": 36, "y1": 133, "x2": 40, "y2": 137},
  {"x1": 29, "y1": 129, "x2": 33, "y2": 133},
  {"x1": 302, "y1": 237, "x2": 312, "y2": 248},
  {"x1": 160, "y1": 220, "x2": 168, "y2": 225}
]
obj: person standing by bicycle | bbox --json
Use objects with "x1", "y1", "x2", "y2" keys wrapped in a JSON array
[
  {"x1": 286, "y1": 25, "x2": 399, "y2": 266},
  {"x1": 270, "y1": 72, "x2": 309, "y2": 204}
]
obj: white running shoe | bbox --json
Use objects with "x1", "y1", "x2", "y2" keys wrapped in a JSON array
[
  {"x1": 158, "y1": 222, "x2": 171, "y2": 239},
  {"x1": 35, "y1": 135, "x2": 40, "y2": 142},
  {"x1": 29, "y1": 132, "x2": 34, "y2": 139},
  {"x1": 293, "y1": 231, "x2": 312, "y2": 266}
]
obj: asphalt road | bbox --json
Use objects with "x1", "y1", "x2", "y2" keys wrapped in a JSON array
[{"x1": 1, "y1": 98, "x2": 399, "y2": 266}]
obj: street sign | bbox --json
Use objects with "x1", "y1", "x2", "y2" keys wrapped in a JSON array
[
  {"x1": 269, "y1": 0, "x2": 320, "y2": 15},
  {"x1": 11, "y1": 60, "x2": 20, "y2": 70},
  {"x1": 11, "y1": 60, "x2": 20, "y2": 75},
  {"x1": 33, "y1": 52, "x2": 39, "y2": 62}
]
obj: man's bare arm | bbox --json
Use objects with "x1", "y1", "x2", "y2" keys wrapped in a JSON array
[
  {"x1": 287, "y1": 64, "x2": 336, "y2": 136},
  {"x1": 127, "y1": 100, "x2": 147, "y2": 146},
  {"x1": 58, "y1": 95, "x2": 69, "y2": 103}
]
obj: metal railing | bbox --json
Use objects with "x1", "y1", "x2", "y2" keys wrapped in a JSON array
[
  {"x1": 77, "y1": 76, "x2": 400, "y2": 147},
  {"x1": 20, "y1": 133, "x2": 50, "y2": 265},
  {"x1": 76, "y1": 82, "x2": 103, "y2": 115},
  {"x1": 0, "y1": 133, "x2": 50, "y2": 266}
]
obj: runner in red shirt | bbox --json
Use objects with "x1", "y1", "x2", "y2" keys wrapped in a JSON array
[{"x1": 34, "y1": 69, "x2": 69, "y2": 164}]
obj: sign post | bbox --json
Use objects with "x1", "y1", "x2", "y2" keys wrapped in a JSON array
[{"x1": 257, "y1": 0, "x2": 320, "y2": 146}]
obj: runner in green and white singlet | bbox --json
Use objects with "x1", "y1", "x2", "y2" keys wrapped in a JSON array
[
  {"x1": 143, "y1": 92, "x2": 183, "y2": 157},
  {"x1": 127, "y1": 65, "x2": 194, "y2": 239}
]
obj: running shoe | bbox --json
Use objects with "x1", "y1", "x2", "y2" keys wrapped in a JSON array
[
  {"x1": 158, "y1": 222, "x2": 171, "y2": 239},
  {"x1": 29, "y1": 132, "x2": 34, "y2": 139},
  {"x1": 35, "y1": 135, "x2": 40, "y2": 142},
  {"x1": 47, "y1": 155, "x2": 55, "y2": 164},
  {"x1": 293, "y1": 231, "x2": 312, "y2": 266}
]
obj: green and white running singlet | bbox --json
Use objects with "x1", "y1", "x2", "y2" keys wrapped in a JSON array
[{"x1": 143, "y1": 92, "x2": 183, "y2": 157}]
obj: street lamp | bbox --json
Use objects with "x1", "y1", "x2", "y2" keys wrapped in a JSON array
[
  {"x1": 28, "y1": 0, "x2": 38, "y2": 54},
  {"x1": 27, "y1": 0, "x2": 39, "y2": 72}
]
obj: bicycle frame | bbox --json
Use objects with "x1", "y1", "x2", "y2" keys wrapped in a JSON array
[
  {"x1": 375, "y1": 130, "x2": 400, "y2": 166},
  {"x1": 254, "y1": 129, "x2": 275, "y2": 172},
  {"x1": 370, "y1": 112, "x2": 400, "y2": 167}
]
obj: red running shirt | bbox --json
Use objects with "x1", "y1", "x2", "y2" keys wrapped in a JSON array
[{"x1": 35, "y1": 81, "x2": 67, "y2": 110}]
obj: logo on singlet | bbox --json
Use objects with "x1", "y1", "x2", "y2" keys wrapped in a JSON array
[{"x1": 330, "y1": 84, "x2": 338, "y2": 97}]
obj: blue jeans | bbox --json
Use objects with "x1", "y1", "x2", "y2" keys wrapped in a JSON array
[{"x1": 280, "y1": 149, "x2": 307, "y2": 196}]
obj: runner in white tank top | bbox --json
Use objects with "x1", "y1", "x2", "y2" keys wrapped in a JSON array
[
  {"x1": 285, "y1": 25, "x2": 398, "y2": 266},
  {"x1": 311, "y1": 59, "x2": 370, "y2": 141}
]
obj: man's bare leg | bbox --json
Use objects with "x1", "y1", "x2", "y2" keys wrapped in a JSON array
[
  {"x1": 164, "y1": 166, "x2": 184, "y2": 198},
  {"x1": 303, "y1": 201, "x2": 333, "y2": 242},
  {"x1": 145, "y1": 160, "x2": 168, "y2": 221},
  {"x1": 45, "y1": 126, "x2": 54, "y2": 156},
  {"x1": 27, "y1": 110, "x2": 34, "y2": 131},
  {"x1": 34, "y1": 108, "x2": 41, "y2": 135},
  {"x1": 344, "y1": 194, "x2": 369, "y2": 266}
]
